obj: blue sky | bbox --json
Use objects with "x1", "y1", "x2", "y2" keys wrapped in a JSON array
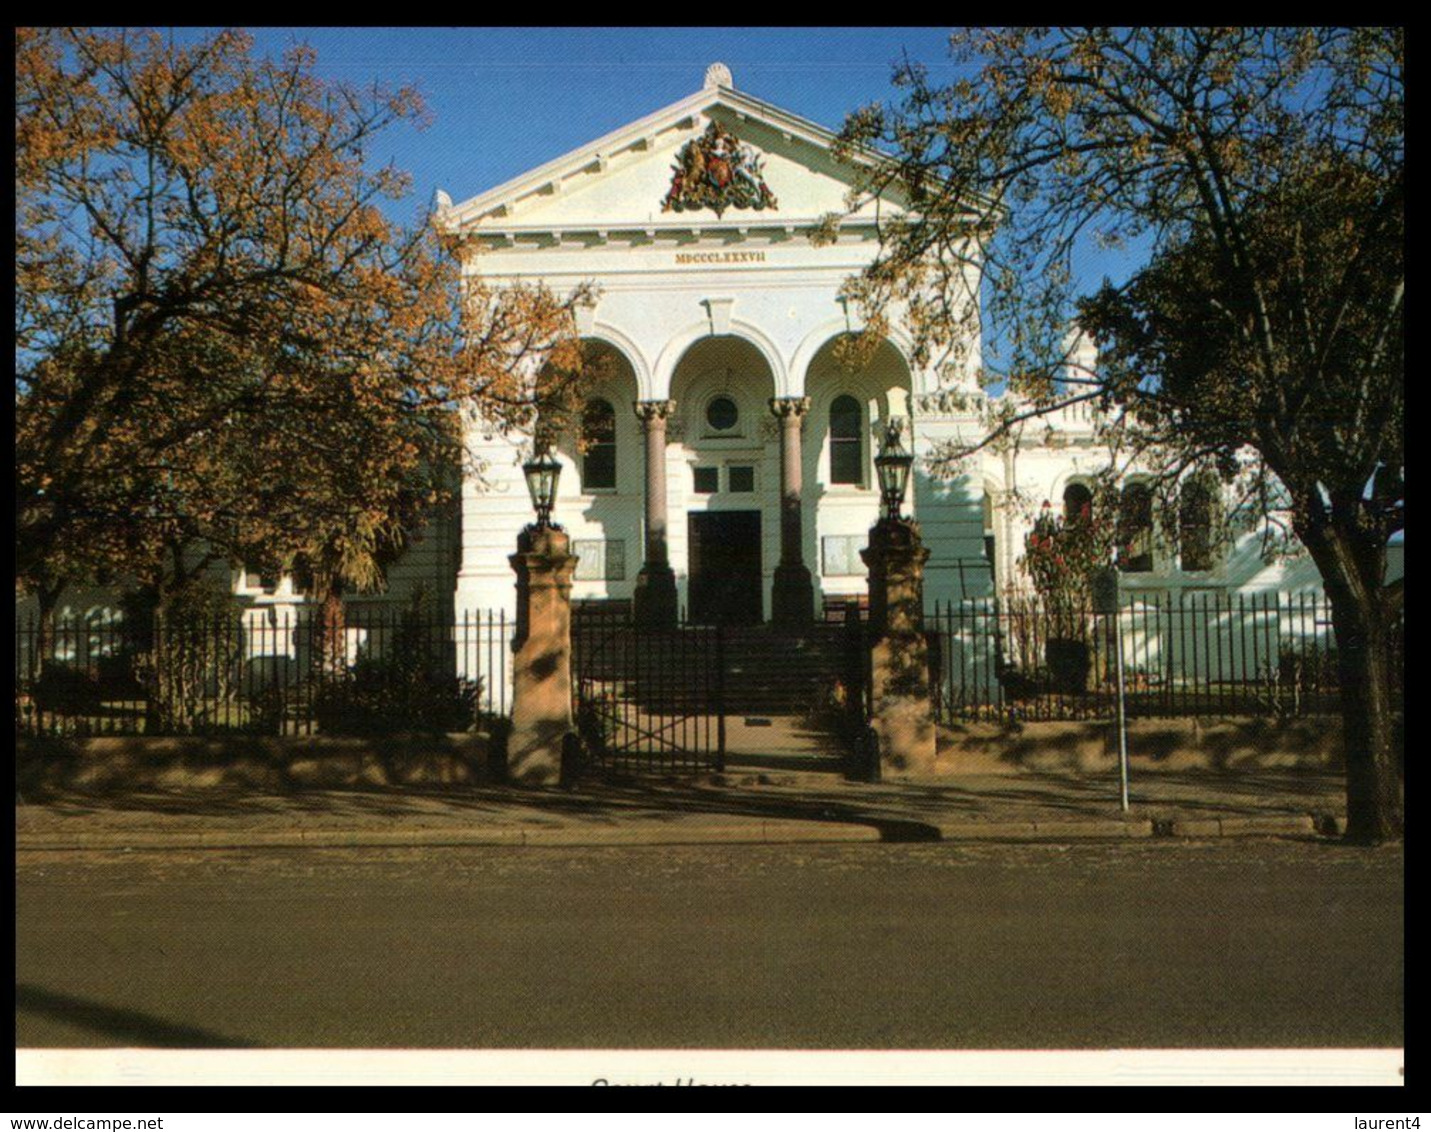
[
  {"x1": 209, "y1": 26, "x2": 1147, "y2": 294},
  {"x1": 228, "y1": 28, "x2": 965, "y2": 209}
]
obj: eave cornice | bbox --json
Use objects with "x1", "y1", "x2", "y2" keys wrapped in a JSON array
[
  {"x1": 459, "y1": 215, "x2": 882, "y2": 250},
  {"x1": 439, "y1": 84, "x2": 898, "y2": 233}
]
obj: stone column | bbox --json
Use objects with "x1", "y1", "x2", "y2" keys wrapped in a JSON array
[
  {"x1": 508, "y1": 525, "x2": 578, "y2": 785},
  {"x1": 769, "y1": 396, "x2": 814, "y2": 628},
  {"x1": 633, "y1": 399, "x2": 678, "y2": 629},
  {"x1": 861, "y1": 517, "x2": 937, "y2": 777}
]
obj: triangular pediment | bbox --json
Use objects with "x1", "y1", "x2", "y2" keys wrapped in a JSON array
[{"x1": 441, "y1": 81, "x2": 907, "y2": 236}]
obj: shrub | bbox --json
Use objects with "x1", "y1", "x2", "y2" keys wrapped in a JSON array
[
  {"x1": 246, "y1": 682, "x2": 289, "y2": 737},
  {"x1": 134, "y1": 581, "x2": 244, "y2": 734},
  {"x1": 1258, "y1": 644, "x2": 1339, "y2": 720},
  {"x1": 312, "y1": 665, "x2": 482, "y2": 735},
  {"x1": 30, "y1": 663, "x2": 104, "y2": 715},
  {"x1": 575, "y1": 689, "x2": 615, "y2": 758},
  {"x1": 1045, "y1": 637, "x2": 1092, "y2": 694},
  {"x1": 311, "y1": 594, "x2": 482, "y2": 735}
]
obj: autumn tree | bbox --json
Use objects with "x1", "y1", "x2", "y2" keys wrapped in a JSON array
[
  {"x1": 831, "y1": 28, "x2": 1403, "y2": 842},
  {"x1": 15, "y1": 28, "x2": 591, "y2": 643}
]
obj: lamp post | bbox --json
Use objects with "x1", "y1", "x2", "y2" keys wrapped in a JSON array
[
  {"x1": 508, "y1": 434, "x2": 577, "y2": 787},
  {"x1": 858, "y1": 416, "x2": 936, "y2": 779}
]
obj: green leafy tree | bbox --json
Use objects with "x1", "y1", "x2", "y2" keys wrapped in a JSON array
[{"x1": 831, "y1": 28, "x2": 1403, "y2": 841}]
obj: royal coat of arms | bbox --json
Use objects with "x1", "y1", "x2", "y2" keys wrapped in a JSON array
[{"x1": 662, "y1": 121, "x2": 778, "y2": 217}]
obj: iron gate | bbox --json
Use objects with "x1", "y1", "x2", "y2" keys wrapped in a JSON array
[{"x1": 571, "y1": 613, "x2": 725, "y2": 774}]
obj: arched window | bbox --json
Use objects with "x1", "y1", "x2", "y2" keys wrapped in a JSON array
[
  {"x1": 1118, "y1": 481, "x2": 1154, "y2": 573},
  {"x1": 1179, "y1": 477, "x2": 1217, "y2": 572},
  {"x1": 1063, "y1": 481, "x2": 1093, "y2": 526},
  {"x1": 829, "y1": 395, "x2": 863, "y2": 485},
  {"x1": 581, "y1": 399, "x2": 617, "y2": 490}
]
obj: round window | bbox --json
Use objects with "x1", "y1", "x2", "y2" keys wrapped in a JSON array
[{"x1": 706, "y1": 396, "x2": 739, "y2": 432}]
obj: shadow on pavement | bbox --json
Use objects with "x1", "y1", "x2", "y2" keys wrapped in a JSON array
[
  {"x1": 15, "y1": 766, "x2": 1346, "y2": 844},
  {"x1": 16, "y1": 982, "x2": 259, "y2": 1048},
  {"x1": 722, "y1": 751, "x2": 846, "y2": 773},
  {"x1": 17, "y1": 778, "x2": 946, "y2": 843}
]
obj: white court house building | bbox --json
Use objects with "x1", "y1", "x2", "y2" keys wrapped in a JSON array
[
  {"x1": 441, "y1": 62, "x2": 994, "y2": 627},
  {"x1": 436, "y1": 62, "x2": 1378, "y2": 629}
]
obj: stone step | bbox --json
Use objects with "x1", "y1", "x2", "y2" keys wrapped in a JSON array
[{"x1": 576, "y1": 624, "x2": 860, "y2": 714}]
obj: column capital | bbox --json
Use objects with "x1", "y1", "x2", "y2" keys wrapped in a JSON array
[
  {"x1": 634, "y1": 399, "x2": 676, "y2": 424},
  {"x1": 768, "y1": 396, "x2": 811, "y2": 420}
]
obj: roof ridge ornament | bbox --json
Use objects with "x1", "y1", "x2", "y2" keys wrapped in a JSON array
[{"x1": 704, "y1": 62, "x2": 733, "y2": 90}]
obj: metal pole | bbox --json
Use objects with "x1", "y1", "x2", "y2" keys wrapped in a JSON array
[{"x1": 1114, "y1": 593, "x2": 1130, "y2": 813}]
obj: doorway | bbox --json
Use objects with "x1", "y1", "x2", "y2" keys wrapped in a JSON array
[{"x1": 688, "y1": 510, "x2": 763, "y2": 625}]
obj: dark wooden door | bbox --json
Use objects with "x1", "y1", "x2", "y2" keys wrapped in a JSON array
[{"x1": 688, "y1": 511, "x2": 763, "y2": 625}]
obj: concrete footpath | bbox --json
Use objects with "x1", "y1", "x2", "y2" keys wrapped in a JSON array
[{"x1": 14, "y1": 765, "x2": 1350, "y2": 851}]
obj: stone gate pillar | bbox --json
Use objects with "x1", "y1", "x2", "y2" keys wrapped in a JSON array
[
  {"x1": 770, "y1": 396, "x2": 814, "y2": 628},
  {"x1": 633, "y1": 399, "x2": 678, "y2": 629},
  {"x1": 508, "y1": 525, "x2": 578, "y2": 785},
  {"x1": 861, "y1": 517, "x2": 937, "y2": 776}
]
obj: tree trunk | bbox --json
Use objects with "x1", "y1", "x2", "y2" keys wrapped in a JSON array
[
  {"x1": 22, "y1": 581, "x2": 62, "y2": 732},
  {"x1": 1327, "y1": 589, "x2": 1403, "y2": 843},
  {"x1": 33, "y1": 580, "x2": 61, "y2": 683},
  {"x1": 313, "y1": 584, "x2": 346, "y2": 680},
  {"x1": 128, "y1": 581, "x2": 165, "y2": 734},
  {"x1": 1300, "y1": 520, "x2": 1403, "y2": 844}
]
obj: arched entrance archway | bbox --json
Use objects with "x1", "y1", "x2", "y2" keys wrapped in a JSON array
[{"x1": 666, "y1": 335, "x2": 781, "y2": 625}]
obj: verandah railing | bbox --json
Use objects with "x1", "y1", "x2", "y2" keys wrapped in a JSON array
[
  {"x1": 928, "y1": 591, "x2": 1403, "y2": 724},
  {"x1": 15, "y1": 606, "x2": 515, "y2": 737}
]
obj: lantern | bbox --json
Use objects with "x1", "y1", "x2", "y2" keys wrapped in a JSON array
[
  {"x1": 874, "y1": 418, "x2": 913, "y2": 521},
  {"x1": 522, "y1": 442, "x2": 562, "y2": 529}
]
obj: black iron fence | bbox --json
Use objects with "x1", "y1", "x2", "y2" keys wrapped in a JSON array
[
  {"x1": 15, "y1": 606, "x2": 515, "y2": 737},
  {"x1": 17, "y1": 591, "x2": 1401, "y2": 738},
  {"x1": 929, "y1": 591, "x2": 1402, "y2": 724}
]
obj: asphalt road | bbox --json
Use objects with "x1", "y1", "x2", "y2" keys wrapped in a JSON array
[{"x1": 16, "y1": 839, "x2": 1402, "y2": 1049}]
